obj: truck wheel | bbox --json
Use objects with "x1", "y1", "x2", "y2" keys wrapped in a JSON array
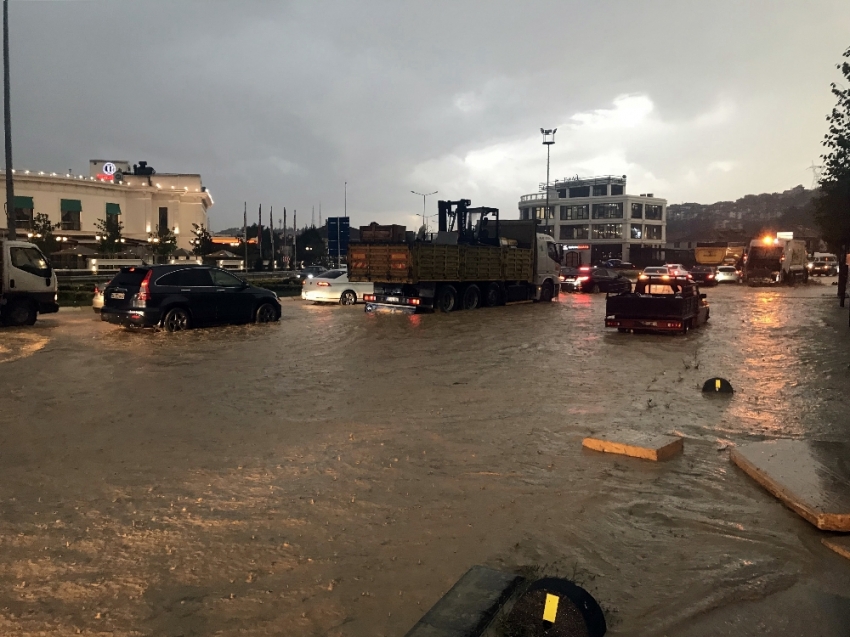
[
  {"x1": 4, "y1": 300, "x2": 36, "y2": 326},
  {"x1": 484, "y1": 283, "x2": 502, "y2": 307},
  {"x1": 681, "y1": 320, "x2": 690, "y2": 335},
  {"x1": 435, "y1": 285, "x2": 458, "y2": 312},
  {"x1": 591, "y1": 284, "x2": 601, "y2": 294},
  {"x1": 461, "y1": 284, "x2": 481, "y2": 310},
  {"x1": 539, "y1": 281, "x2": 554, "y2": 302}
]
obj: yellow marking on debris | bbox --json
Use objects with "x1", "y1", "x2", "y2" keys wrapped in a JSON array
[
  {"x1": 715, "y1": 379, "x2": 721, "y2": 391},
  {"x1": 542, "y1": 593, "x2": 559, "y2": 623}
]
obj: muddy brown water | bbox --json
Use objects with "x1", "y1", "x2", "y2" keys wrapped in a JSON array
[{"x1": 1, "y1": 284, "x2": 849, "y2": 636}]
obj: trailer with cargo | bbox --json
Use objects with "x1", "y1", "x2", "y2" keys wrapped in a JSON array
[
  {"x1": 0, "y1": 239, "x2": 59, "y2": 326},
  {"x1": 348, "y1": 199, "x2": 561, "y2": 313}
]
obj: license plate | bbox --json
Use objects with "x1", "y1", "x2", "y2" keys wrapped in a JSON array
[
  {"x1": 110, "y1": 292, "x2": 125, "y2": 300},
  {"x1": 385, "y1": 296, "x2": 399, "y2": 303}
]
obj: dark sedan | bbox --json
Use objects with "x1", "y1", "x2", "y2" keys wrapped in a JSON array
[
  {"x1": 101, "y1": 265, "x2": 281, "y2": 332},
  {"x1": 562, "y1": 267, "x2": 632, "y2": 293},
  {"x1": 688, "y1": 265, "x2": 718, "y2": 286}
]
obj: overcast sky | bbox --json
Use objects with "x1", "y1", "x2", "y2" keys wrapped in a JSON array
[{"x1": 9, "y1": 0, "x2": 850, "y2": 230}]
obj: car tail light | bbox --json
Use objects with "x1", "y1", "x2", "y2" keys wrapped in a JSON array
[
  {"x1": 707, "y1": 274, "x2": 714, "y2": 278},
  {"x1": 559, "y1": 275, "x2": 565, "y2": 281},
  {"x1": 137, "y1": 269, "x2": 152, "y2": 302},
  {"x1": 316, "y1": 281, "x2": 330, "y2": 287},
  {"x1": 409, "y1": 298, "x2": 421, "y2": 306},
  {"x1": 577, "y1": 276, "x2": 590, "y2": 282},
  {"x1": 364, "y1": 294, "x2": 376, "y2": 302},
  {"x1": 93, "y1": 284, "x2": 100, "y2": 294}
]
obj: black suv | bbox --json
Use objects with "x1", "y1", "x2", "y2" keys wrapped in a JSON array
[{"x1": 101, "y1": 265, "x2": 281, "y2": 331}]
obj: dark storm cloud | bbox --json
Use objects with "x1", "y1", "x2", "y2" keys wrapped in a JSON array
[{"x1": 9, "y1": 0, "x2": 850, "y2": 228}]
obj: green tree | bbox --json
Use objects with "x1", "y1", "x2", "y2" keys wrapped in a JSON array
[
  {"x1": 30, "y1": 213, "x2": 58, "y2": 254},
  {"x1": 190, "y1": 223, "x2": 215, "y2": 257},
  {"x1": 95, "y1": 216, "x2": 124, "y2": 256},
  {"x1": 148, "y1": 225, "x2": 178, "y2": 262},
  {"x1": 814, "y1": 46, "x2": 850, "y2": 305}
]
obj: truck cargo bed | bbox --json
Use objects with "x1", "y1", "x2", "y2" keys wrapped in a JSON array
[{"x1": 606, "y1": 294, "x2": 699, "y2": 320}]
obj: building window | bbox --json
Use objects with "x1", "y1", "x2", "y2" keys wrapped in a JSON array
[
  {"x1": 158, "y1": 206, "x2": 169, "y2": 230},
  {"x1": 13, "y1": 195, "x2": 33, "y2": 230},
  {"x1": 60, "y1": 199, "x2": 82, "y2": 231},
  {"x1": 534, "y1": 206, "x2": 554, "y2": 219},
  {"x1": 630, "y1": 224, "x2": 643, "y2": 240},
  {"x1": 559, "y1": 225, "x2": 590, "y2": 240},
  {"x1": 645, "y1": 225, "x2": 662, "y2": 240},
  {"x1": 559, "y1": 205, "x2": 589, "y2": 220},
  {"x1": 631, "y1": 203, "x2": 643, "y2": 218},
  {"x1": 591, "y1": 202, "x2": 623, "y2": 219},
  {"x1": 520, "y1": 208, "x2": 529, "y2": 220},
  {"x1": 611, "y1": 184, "x2": 624, "y2": 195},
  {"x1": 557, "y1": 189, "x2": 566, "y2": 198},
  {"x1": 569, "y1": 186, "x2": 590, "y2": 198},
  {"x1": 591, "y1": 223, "x2": 623, "y2": 239},
  {"x1": 645, "y1": 204, "x2": 663, "y2": 220},
  {"x1": 592, "y1": 185, "x2": 607, "y2": 196}
]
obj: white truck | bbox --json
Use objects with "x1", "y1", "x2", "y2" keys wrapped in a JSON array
[
  {"x1": 1, "y1": 239, "x2": 59, "y2": 326},
  {"x1": 744, "y1": 236, "x2": 808, "y2": 284}
]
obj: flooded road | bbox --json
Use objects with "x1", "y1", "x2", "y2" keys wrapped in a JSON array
[{"x1": 1, "y1": 283, "x2": 849, "y2": 636}]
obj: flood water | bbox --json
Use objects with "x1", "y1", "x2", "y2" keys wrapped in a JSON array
[{"x1": 1, "y1": 282, "x2": 849, "y2": 635}]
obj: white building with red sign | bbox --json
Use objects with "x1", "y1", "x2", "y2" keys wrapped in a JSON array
[{"x1": 0, "y1": 159, "x2": 213, "y2": 251}]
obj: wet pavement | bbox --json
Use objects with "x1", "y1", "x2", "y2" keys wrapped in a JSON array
[{"x1": 1, "y1": 282, "x2": 850, "y2": 636}]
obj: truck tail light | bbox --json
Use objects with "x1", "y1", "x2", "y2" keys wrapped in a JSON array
[
  {"x1": 364, "y1": 294, "x2": 376, "y2": 302},
  {"x1": 409, "y1": 298, "x2": 420, "y2": 306},
  {"x1": 137, "y1": 270, "x2": 152, "y2": 302}
]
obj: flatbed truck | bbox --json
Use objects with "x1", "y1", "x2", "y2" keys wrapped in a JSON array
[{"x1": 348, "y1": 199, "x2": 561, "y2": 313}]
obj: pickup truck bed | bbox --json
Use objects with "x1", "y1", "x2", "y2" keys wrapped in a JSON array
[{"x1": 605, "y1": 277, "x2": 709, "y2": 334}]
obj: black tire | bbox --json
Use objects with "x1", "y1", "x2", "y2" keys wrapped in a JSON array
[
  {"x1": 484, "y1": 283, "x2": 502, "y2": 307},
  {"x1": 339, "y1": 291, "x2": 357, "y2": 306},
  {"x1": 461, "y1": 284, "x2": 481, "y2": 310},
  {"x1": 435, "y1": 285, "x2": 458, "y2": 313},
  {"x1": 163, "y1": 307, "x2": 191, "y2": 332},
  {"x1": 255, "y1": 302, "x2": 278, "y2": 323},
  {"x1": 681, "y1": 319, "x2": 690, "y2": 335},
  {"x1": 591, "y1": 283, "x2": 601, "y2": 294},
  {"x1": 3, "y1": 300, "x2": 36, "y2": 327},
  {"x1": 539, "y1": 281, "x2": 554, "y2": 302}
]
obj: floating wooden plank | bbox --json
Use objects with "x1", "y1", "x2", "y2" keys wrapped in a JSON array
[
  {"x1": 730, "y1": 440, "x2": 850, "y2": 531},
  {"x1": 822, "y1": 536, "x2": 850, "y2": 561},
  {"x1": 582, "y1": 432, "x2": 683, "y2": 461},
  {"x1": 404, "y1": 566, "x2": 524, "y2": 637}
]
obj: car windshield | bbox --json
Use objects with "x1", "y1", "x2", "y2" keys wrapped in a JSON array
[
  {"x1": 644, "y1": 267, "x2": 667, "y2": 274},
  {"x1": 691, "y1": 266, "x2": 712, "y2": 272},
  {"x1": 718, "y1": 267, "x2": 736, "y2": 272},
  {"x1": 318, "y1": 270, "x2": 345, "y2": 279}
]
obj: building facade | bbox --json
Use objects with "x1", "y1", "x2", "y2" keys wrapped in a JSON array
[
  {"x1": 518, "y1": 175, "x2": 666, "y2": 266},
  {"x1": 0, "y1": 159, "x2": 213, "y2": 251}
]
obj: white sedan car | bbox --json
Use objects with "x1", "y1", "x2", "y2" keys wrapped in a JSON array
[
  {"x1": 715, "y1": 265, "x2": 742, "y2": 283},
  {"x1": 301, "y1": 269, "x2": 374, "y2": 305}
]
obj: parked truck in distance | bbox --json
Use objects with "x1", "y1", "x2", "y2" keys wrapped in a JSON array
[
  {"x1": 348, "y1": 199, "x2": 561, "y2": 313},
  {"x1": 743, "y1": 235, "x2": 808, "y2": 284},
  {"x1": 1, "y1": 239, "x2": 59, "y2": 326},
  {"x1": 605, "y1": 274, "x2": 709, "y2": 334}
]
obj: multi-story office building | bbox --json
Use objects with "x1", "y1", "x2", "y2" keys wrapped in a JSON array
[{"x1": 518, "y1": 175, "x2": 666, "y2": 266}]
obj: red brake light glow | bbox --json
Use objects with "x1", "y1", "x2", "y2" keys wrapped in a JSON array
[
  {"x1": 409, "y1": 298, "x2": 421, "y2": 306},
  {"x1": 137, "y1": 270, "x2": 152, "y2": 302},
  {"x1": 577, "y1": 276, "x2": 590, "y2": 282},
  {"x1": 364, "y1": 294, "x2": 376, "y2": 302},
  {"x1": 316, "y1": 281, "x2": 330, "y2": 287}
]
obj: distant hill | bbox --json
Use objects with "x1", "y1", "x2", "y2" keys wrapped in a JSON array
[{"x1": 667, "y1": 185, "x2": 820, "y2": 243}]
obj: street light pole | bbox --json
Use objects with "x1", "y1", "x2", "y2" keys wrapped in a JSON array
[
  {"x1": 411, "y1": 190, "x2": 437, "y2": 232},
  {"x1": 3, "y1": 0, "x2": 15, "y2": 240},
  {"x1": 541, "y1": 128, "x2": 556, "y2": 235}
]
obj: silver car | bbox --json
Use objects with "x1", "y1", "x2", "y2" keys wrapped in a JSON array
[
  {"x1": 715, "y1": 265, "x2": 741, "y2": 283},
  {"x1": 92, "y1": 283, "x2": 105, "y2": 312}
]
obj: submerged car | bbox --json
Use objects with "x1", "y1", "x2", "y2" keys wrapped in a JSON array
[
  {"x1": 715, "y1": 265, "x2": 742, "y2": 283},
  {"x1": 302, "y1": 269, "x2": 374, "y2": 305},
  {"x1": 688, "y1": 265, "x2": 718, "y2": 286},
  {"x1": 808, "y1": 261, "x2": 837, "y2": 276},
  {"x1": 563, "y1": 267, "x2": 631, "y2": 294},
  {"x1": 295, "y1": 265, "x2": 328, "y2": 282},
  {"x1": 101, "y1": 265, "x2": 281, "y2": 331}
]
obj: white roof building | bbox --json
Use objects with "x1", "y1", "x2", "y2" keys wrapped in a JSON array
[{"x1": 1, "y1": 160, "x2": 213, "y2": 251}]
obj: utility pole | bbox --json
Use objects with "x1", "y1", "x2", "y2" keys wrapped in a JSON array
[
  {"x1": 541, "y1": 128, "x2": 557, "y2": 235},
  {"x1": 283, "y1": 207, "x2": 287, "y2": 269},
  {"x1": 3, "y1": 0, "x2": 15, "y2": 240},
  {"x1": 411, "y1": 190, "x2": 438, "y2": 233},
  {"x1": 293, "y1": 210, "x2": 297, "y2": 270},
  {"x1": 344, "y1": 181, "x2": 347, "y2": 218},
  {"x1": 242, "y1": 202, "x2": 247, "y2": 272},
  {"x1": 269, "y1": 205, "x2": 274, "y2": 270}
]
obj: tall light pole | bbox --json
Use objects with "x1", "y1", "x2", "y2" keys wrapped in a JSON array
[
  {"x1": 411, "y1": 190, "x2": 437, "y2": 232},
  {"x1": 344, "y1": 181, "x2": 347, "y2": 218},
  {"x1": 541, "y1": 128, "x2": 556, "y2": 235},
  {"x1": 3, "y1": 0, "x2": 15, "y2": 240}
]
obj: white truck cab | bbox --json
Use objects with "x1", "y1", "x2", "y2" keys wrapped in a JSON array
[{"x1": 0, "y1": 239, "x2": 59, "y2": 326}]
